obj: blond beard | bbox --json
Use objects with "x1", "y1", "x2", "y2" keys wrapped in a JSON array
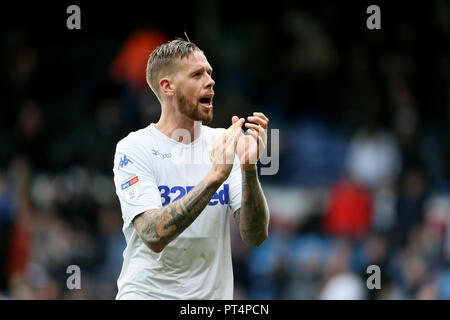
[{"x1": 176, "y1": 91, "x2": 213, "y2": 124}]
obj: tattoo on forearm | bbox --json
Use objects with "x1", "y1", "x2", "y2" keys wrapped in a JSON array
[
  {"x1": 236, "y1": 169, "x2": 269, "y2": 246},
  {"x1": 134, "y1": 179, "x2": 219, "y2": 249}
]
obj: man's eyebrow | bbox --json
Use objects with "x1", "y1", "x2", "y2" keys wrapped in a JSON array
[{"x1": 190, "y1": 66, "x2": 213, "y2": 75}]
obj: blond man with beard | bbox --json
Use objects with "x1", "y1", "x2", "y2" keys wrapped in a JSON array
[{"x1": 113, "y1": 39, "x2": 270, "y2": 299}]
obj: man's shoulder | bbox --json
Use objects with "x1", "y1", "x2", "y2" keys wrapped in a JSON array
[{"x1": 116, "y1": 126, "x2": 153, "y2": 152}]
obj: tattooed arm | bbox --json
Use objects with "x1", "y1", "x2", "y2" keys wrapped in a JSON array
[
  {"x1": 234, "y1": 112, "x2": 270, "y2": 247},
  {"x1": 133, "y1": 173, "x2": 222, "y2": 253},
  {"x1": 234, "y1": 165, "x2": 269, "y2": 247},
  {"x1": 133, "y1": 117, "x2": 245, "y2": 253}
]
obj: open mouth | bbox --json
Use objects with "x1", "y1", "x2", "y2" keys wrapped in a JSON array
[
  {"x1": 199, "y1": 97, "x2": 211, "y2": 104},
  {"x1": 199, "y1": 95, "x2": 213, "y2": 109}
]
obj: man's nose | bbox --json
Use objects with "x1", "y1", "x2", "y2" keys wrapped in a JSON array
[{"x1": 205, "y1": 74, "x2": 215, "y2": 88}]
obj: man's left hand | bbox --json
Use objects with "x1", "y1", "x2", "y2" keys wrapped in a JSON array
[{"x1": 236, "y1": 112, "x2": 269, "y2": 168}]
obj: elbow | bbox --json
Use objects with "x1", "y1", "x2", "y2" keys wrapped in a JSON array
[
  {"x1": 141, "y1": 237, "x2": 166, "y2": 253},
  {"x1": 245, "y1": 231, "x2": 268, "y2": 248},
  {"x1": 254, "y1": 233, "x2": 268, "y2": 247},
  {"x1": 148, "y1": 243, "x2": 165, "y2": 253},
  {"x1": 134, "y1": 214, "x2": 167, "y2": 253}
]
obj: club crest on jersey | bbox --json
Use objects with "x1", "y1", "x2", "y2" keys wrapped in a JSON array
[{"x1": 121, "y1": 175, "x2": 140, "y2": 203}]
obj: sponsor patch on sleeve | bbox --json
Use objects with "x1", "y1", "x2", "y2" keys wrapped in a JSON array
[{"x1": 121, "y1": 175, "x2": 140, "y2": 203}]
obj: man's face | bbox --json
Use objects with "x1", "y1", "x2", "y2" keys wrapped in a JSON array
[{"x1": 172, "y1": 50, "x2": 215, "y2": 124}]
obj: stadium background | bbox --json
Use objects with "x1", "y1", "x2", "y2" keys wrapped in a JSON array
[{"x1": 1, "y1": 0, "x2": 450, "y2": 299}]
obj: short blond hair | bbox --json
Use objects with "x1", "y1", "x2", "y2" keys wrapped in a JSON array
[{"x1": 146, "y1": 39, "x2": 201, "y2": 101}]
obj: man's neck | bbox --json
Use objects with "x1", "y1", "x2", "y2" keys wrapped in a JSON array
[{"x1": 154, "y1": 110, "x2": 202, "y2": 145}]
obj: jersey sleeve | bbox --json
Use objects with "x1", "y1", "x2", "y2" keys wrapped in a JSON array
[
  {"x1": 113, "y1": 142, "x2": 162, "y2": 228},
  {"x1": 227, "y1": 154, "x2": 242, "y2": 214}
]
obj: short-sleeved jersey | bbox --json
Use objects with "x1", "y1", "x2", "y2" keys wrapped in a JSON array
[{"x1": 113, "y1": 123, "x2": 242, "y2": 299}]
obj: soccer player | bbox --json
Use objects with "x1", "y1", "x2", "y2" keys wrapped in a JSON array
[{"x1": 113, "y1": 39, "x2": 270, "y2": 299}]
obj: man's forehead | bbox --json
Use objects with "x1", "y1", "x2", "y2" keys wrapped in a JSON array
[{"x1": 180, "y1": 50, "x2": 212, "y2": 70}]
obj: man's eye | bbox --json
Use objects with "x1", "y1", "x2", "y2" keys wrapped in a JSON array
[{"x1": 193, "y1": 73, "x2": 201, "y2": 77}]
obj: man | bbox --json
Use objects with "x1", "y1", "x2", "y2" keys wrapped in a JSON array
[{"x1": 113, "y1": 39, "x2": 270, "y2": 299}]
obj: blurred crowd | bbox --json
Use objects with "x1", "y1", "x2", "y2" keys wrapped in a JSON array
[{"x1": 1, "y1": 0, "x2": 450, "y2": 299}]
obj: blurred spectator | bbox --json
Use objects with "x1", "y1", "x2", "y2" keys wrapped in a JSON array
[
  {"x1": 111, "y1": 29, "x2": 169, "y2": 94},
  {"x1": 439, "y1": 269, "x2": 450, "y2": 299},
  {"x1": 282, "y1": 234, "x2": 329, "y2": 299},
  {"x1": 372, "y1": 180, "x2": 397, "y2": 233},
  {"x1": 246, "y1": 233, "x2": 290, "y2": 299},
  {"x1": 346, "y1": 126, "x2": 402, "y2": 190},
  {"x1": 14, "y1": 100, "x2": 47, "y2": 170},
  {"x1": 4, "y1": 196, "x2": 33, "y2": 294},
  {"x1": 110, "y1": 28, "x2": 169, "y2": 127},
  {"x1": 318, "y1": 240, "x2": 367, "y2": 300},
  {"x1": 284, "y1": 120, "x2": 347, "y2": 186},
  {"x1": 93, "y1": 205, "x2": 126, "y2": 299},
  {"x1": 393, "y1": 167, "x2": 427, "y2": 247},
  {"x1": 322, "y1": 177, "x2": 373, "y2": 239},
  {"x1": 319, "y1": 273, "x2": 367, "y2": 300}
]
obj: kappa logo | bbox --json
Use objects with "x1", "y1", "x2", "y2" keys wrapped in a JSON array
[
  {"x1": 118, "y1": 155, "x2": 133, "y2": 170},
  {"x1": 152, "y1": 149, "x2": 172, "y2": 159},
  {"x1": 158, "y1": 184, "x2": 229, "y2": 207}
]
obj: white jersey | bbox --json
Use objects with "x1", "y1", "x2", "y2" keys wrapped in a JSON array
[{"x1": 112, "y1": 123, "x2": 242, "y2": 299}]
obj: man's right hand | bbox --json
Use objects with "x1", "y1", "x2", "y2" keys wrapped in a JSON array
[{"x1": 209, "y1": 116, "x2": 245, "y2": 184}]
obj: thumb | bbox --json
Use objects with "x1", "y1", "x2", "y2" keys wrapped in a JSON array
[{"x1": 232, "y1": 116, "x2": 240, "y2": 124}]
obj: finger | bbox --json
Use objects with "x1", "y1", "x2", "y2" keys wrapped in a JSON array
[
  {"x1": 248, "y1": 129, "x2": 266, "y2": 151},
  {"x1": 225, "y1": 124, "x2": 242, "y2": 145},
  {"x1": 236, "y1": 117, "x2": 245, "y2": 128},
  {"x1": 245, "y1": 124, "x2": 267, "y2": 144},
  {"x1": 229, "y1": 117, "x2": 244, "y2": 130},
  {"x1": 220, "y1": 128, "x2": 240, "y2": 164},
  {"x1": 224, "y1": 118, "x2": 243, "y2": 141},
  {"x1": 245, "y1": 123, "x2": 262, "y2": 132},
  {"x1": 247, "y1": 116, "x2": 268, "y2": 129},
  {"x1": 233, "y1": 124, "x2": 244, "y2": 142},
  {"x1": 247, "y1": 129, "x2": 260, "y2": 141},
  {"x1": 253, "y1": 112, "x2": 269, "y2": 122},
  {"x1": 248, "y1": 128, "x2": 267, "y2": 144}
]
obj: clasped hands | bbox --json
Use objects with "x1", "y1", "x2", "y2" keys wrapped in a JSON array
[{"x1": 211, "y1": 112, "x2": 269, "y2": 181}]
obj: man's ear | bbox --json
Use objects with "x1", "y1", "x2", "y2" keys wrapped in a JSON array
[{"x1": 160, "y1": 77, "x2": 175, "y2": 97}]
